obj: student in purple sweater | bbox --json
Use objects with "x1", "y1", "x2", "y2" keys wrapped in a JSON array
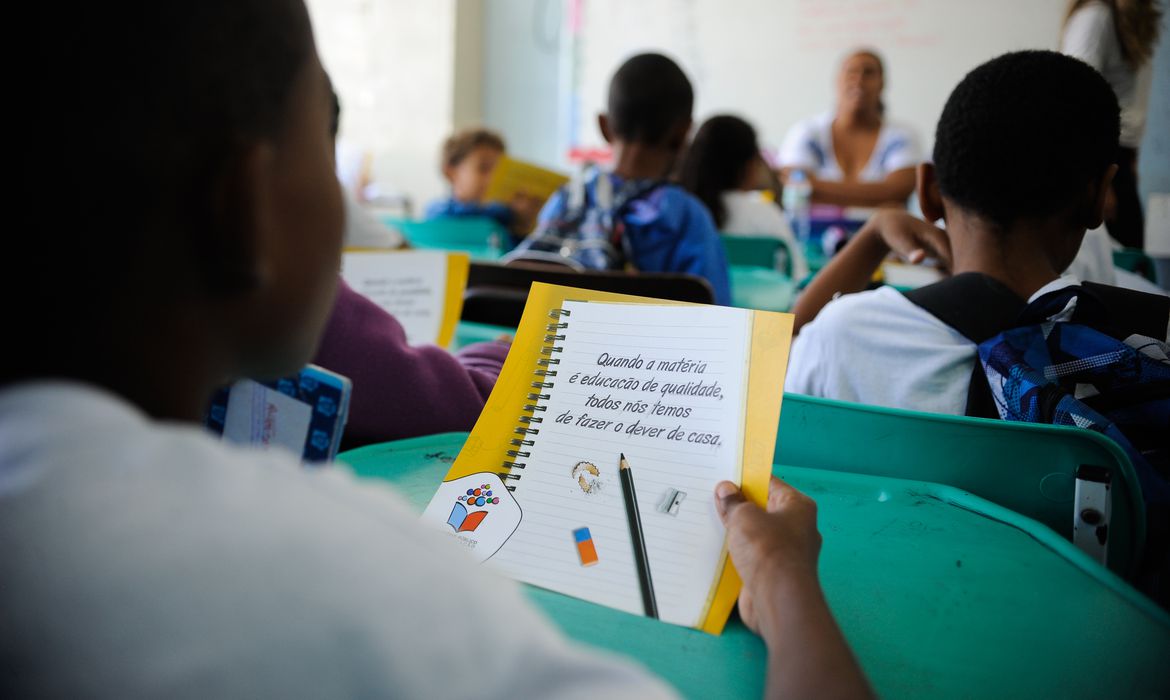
[{"x1": 313, "y1": 279, "x2": 509, "y2": 449}]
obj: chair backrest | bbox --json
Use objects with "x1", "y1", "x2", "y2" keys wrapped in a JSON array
[
  {"x1": 720, "y1": 234, "x2": 785, "y2": 271},
  {"x1": 775, "y1": 393, "x2": 1146, "y2": 578},
  {"x1": 462, "y1": 261, "x2": 715, "y2": 327},
  {"x1": 396, "y1": 217, "x2": 507, "y2": 260}
]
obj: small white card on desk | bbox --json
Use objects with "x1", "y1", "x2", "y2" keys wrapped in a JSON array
[{"x1": 222, "y1": 380, "x2": 313, "y2": 456}]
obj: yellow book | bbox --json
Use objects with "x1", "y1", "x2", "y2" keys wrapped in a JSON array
[
  {"x1": 421, "y1": 282, "x2": 793, "y2": 634},
  {"x1": 483, "y1": 155, "x2": 570, "y2": 206},
  {"x1": 340, "y1": 249, "x2": 469, "y2": 348}
]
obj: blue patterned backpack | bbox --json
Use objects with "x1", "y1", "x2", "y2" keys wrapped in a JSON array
[
  {"x1": 907, "y1": 272, "x2": 1169, "y2": 503},
  {"x1": 506, "y1": 168, "x2": 664, "y2": 271},
  {"x1": 907, "y1": 272, "x2": 1170, "y2": 600}
]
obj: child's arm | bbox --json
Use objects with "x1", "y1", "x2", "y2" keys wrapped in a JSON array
[
  {"x1": 808, "y1": 168, "x2": 917, "y2": 208},
  {"x1": 507, "y1": 193, "x2": 542, "y2": 238},
  {"x1": 793, "y1": 210, "x2": 950, "y2": 333},
  {"x1": 716, "y1": 478, "x2": 875, "y2": 700}
]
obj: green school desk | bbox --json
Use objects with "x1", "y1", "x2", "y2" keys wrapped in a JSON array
[
  {"x1": 337, "y1": 433, "x2": 1170, "y2": 699},
  {"x1": 729, "y1": 266, "x2": 798, "y2": 313},
  {"x1": 451, "y1": 320, "x2": 515, "y2": 350}
]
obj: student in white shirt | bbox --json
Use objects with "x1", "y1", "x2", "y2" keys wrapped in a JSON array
[
  {"x1": 6, "y1": 2, "x2": 873, "y2": 698},
  {"x1": 778, "y1": 49, "x2": 922, "y2": 208},
  {"x1": 787, "y1": 51, "x2": 1169, "y2": 413},
  {"x1": 1061, "y1": 0, "x2": 1162, "y2": 249},
  {"x1": 677, "y1": 115, "x2": 810, "y2": 280},
  {"x1": 1068, "y1": 225, "x2": 1169, "y2": 295}
]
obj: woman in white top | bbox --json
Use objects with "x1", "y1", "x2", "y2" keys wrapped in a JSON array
[
  {"x1": 1061, "y1": 0, "x2": 1163, "y2": 249},
  {"x1": 677, "y1": 115, "x2": 810, "y2": 279},
  {"x1": 778, "y1": 50, "x2": 921, "y2": 208}
]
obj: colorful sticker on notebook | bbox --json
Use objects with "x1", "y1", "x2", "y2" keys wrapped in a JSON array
[{"x1": 421, "y1": 472, "x2": 522, "y2": 563}]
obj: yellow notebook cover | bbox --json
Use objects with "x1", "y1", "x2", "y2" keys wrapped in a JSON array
[
  {"x1": 426, "y1": 282, "x2": 791, "y2": 634},
  {"x1": 340, "y1": 249, "x2": 468, "y2": 348},
  {"x1": 483, "y1": 156, "x2": 570, "y2": 206}
]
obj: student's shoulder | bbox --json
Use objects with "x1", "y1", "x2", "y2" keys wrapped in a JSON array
[
  {"x1": 658, "y1": 185, "x2": 719, "y2": 235},
  {"x1": 423, "y1": 197, "x2": 456, "y2": 219},
  {"x1": 802, "y1": 285, "x2": 963, "y2": 343},
  {"x1": 622, "y1": 183, "x2": 715, "y2": 234},
  {"x1": 784, "y1": 112, "x2": 832, "y2": 137},
  {"x1": 722, "y1": 191, "x2": 786, "y2": 228}
]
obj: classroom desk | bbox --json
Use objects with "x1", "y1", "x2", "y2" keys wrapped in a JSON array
[
  {"x1": 729, "y1": 266, "x2": 798, "y2": 313},
  {"x1": 451, "y1": 320, "x2": 515, "y2": 349},
  {"x1": 337, "y1": 433, "x2": 1170, "y2": 699}
]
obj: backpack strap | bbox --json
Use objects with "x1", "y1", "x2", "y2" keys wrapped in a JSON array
[
  {"x1": 903, "y1": 272, "x2": 1029, "y2": 343},
  {"x1": 905, "y1": 274, "x2": 1170, "y2": 418},
  {"x1": 1076, "y1": 282, "x2": 1170, "y2": 341},
  {"x1": 904, "y1": 273, "x2": 1029, "y2": 418}
]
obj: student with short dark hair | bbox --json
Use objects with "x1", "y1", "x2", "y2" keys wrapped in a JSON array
[
  {"x1": 788, "y1": 50, "x2": 1170, "y2": 604},
  {"x1": 5, "y1": 2, "x2": 872, "y2": 697},
  {"x1": 425, "y1": 127, "x2": 539, "y2": 238},
  {"x1": 512, "y1": 53, "x2": 732, "y2": 305},
  {"x1": 677, "y1": 114, "x2": 809, "y2": 280},
  {"x1": 787, "y1": 50, "x2": 1167, "y2": 414}
]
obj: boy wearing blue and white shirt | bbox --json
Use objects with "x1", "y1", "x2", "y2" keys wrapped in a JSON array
[{"x1": 513, "y1": 54, "x2": 732, "y2": 306}]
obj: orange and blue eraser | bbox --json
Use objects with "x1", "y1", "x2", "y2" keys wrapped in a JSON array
[{"x1": 573, "y1": 527, "x2": 599, "y2": 566}]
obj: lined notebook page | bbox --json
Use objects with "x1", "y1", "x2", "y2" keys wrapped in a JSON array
[{"x1": 487, "y1": 300, "x2": 752, "y2": 627}]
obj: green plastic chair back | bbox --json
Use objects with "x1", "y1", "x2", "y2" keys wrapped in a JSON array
[
  {"x1": 721, "y1": 234, "x2": 787, "y2": 272},
  {"x1": 1113, "y1": 247, "x2": 1158, "y2": 282},
  {"x1": 394, "y1": 217, "x2": 508, "y2": 260},
  {"x1": 775, "y1": 393, "x2": 1146, "y2": 577}
]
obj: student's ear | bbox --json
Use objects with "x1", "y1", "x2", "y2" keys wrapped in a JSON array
[
  {"x1": 598, "y1": 114, "x2": 614, "y2": 145},
  {"x1": 441, "y1": 163, "x2": 455, "y2": 183},
  {"x1": 916, "y1": 162, "x2": 945, "y2": 223},
  {"x1": 202, "y1": 142, "x2": 278, "y2": 298},
  {"x1": 1086, "y1": 164, "x2": 1118, "y2": 229}
]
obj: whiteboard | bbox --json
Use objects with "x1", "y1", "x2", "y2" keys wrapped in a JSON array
[{"x1": 568, "y1": 0, "x2": 1069, "y2": 158}]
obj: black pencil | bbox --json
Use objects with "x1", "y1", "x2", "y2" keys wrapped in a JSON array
[{"x1": 619, "y1": 452, "x2": 658, "y2": 619}]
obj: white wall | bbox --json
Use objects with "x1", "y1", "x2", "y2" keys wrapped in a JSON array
[
  {"x1": 308, "y1": 0, "x2": 1167, "y2": 217},
  {"x1": 568, "y1": 0, "x2": 1070, "y2": 157},
  {"x1": 1139, "y1": 9, "x2": 1170, "y2": 207},
  {"x1": 481, "y1": 0, "x2": 566, "y2": 169},
  {"x1": 306, "y1": 0, "x2": 479, "y2": 213}
]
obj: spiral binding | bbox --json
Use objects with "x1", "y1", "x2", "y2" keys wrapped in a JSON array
[{"x1": 498, "y1": 307, "x2": 570, "y2": 490}]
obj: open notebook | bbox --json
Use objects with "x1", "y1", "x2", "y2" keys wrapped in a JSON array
[
  {"x1": 341, "y1": 249, "x2": 469, "y2": 347},
  {"x1": 422, "y1": 283, "x2": 792, "y2": 633}
]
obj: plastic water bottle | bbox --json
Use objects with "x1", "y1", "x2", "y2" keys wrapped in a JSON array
[{"x1": 783, "y1": 169, "x2": 812, "y2": 242}]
